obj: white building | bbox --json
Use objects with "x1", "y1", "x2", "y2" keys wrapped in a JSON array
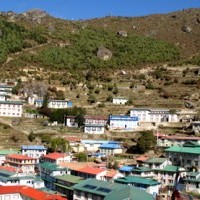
[
  {"x1": 130, "y1": 108, "x2": 179, "y2": 123},
  {"x1": 0, "y1": 169, "x2": 44, "y2": 188},
  {"x1": 81, "y1": 140, "x2": 113, "y2": 152},
  {"x1": 5, "y1": 154, "x2": 37, "y2": 174},
  {"x1": 35, "y1": 99, "x2": 72, "y2": 109},
  {"x1": 84, "y1": 124, "x2": 105, "y2": 134},
  {"x1": 99, "y1": 142, "x2": 124, "y2": 156},
  {"x1": 21, "y1": 145, "x2": 47, "y2": 163},
  {"x1": 64, "y1": 115, "x2": 78, "y2": 127},
  {"x1": 41, "y1": 152, "x2": 71, "y2": 164},
  {"x1": 0, "y1": 85, "x2": 13, "y2": 96},
  {"x1": 109, "y1": 115, "x2": 139, "y2": 130},
  {"x1": 144, "y1": 157, "x2": 172, "y2": 170},
  {"x1": 0, "y1": 101, "x2": 23, "y2": 117},
  {"x1": 112, "y1": 97, "x2": 128, "y2": 105},
  {"x1": 0, "y1": 95, "x2": 6, "y2": 101}
]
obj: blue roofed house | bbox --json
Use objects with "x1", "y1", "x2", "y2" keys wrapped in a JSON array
[
  {"x1": 81, "y1": 140, "x2": 112, "y2": 152},
  {"x1": 72, "y1": 178, "x2": 154, "y2": 200},
  {"x1": 119, "y1": 165, "x2": 134, "y2": 176},
  {"x1": 114, "y1": 176, "x2": 160, "y2": 196},
  {"x1": 21, "y1": 145, "x2": 47, "y2": 164},
  {"x1": 109, "y1": 115, "x2": 138, "y2": 131},
  {"x1": 99, "y1": 142, "x2": 124, "y2": 156}
]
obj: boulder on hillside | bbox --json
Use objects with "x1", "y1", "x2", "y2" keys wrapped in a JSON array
[
  {"x1": 117, "y1": 30, "x2": 128, "y2": 37},
  {"x1": 97, "y1": 46, "x2": 112, "y2": 61},
  {"x1": 181, "y1": 25, "x2": 192, "y2": 33}
]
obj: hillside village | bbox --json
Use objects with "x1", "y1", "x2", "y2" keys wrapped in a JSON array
[{"x1": 0, "y1": 8, "x2": 200, "y2": 200}]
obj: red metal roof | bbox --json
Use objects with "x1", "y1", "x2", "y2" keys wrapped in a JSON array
[
  {"x1": 7, "y1": 154, "x2": 36, "y2": 160},
  {"x1": 84, "y1": 115, "x2": 107, "y2": 120},
  {"x1": 64, "y1": 137, "x2": 81, "y2": 142},
  {"x1": 0, "y1": 166, "x2": 22, "y2": 173},
  {"x1": 76, "y1": 166, "x2": 106, "y2": 175},
  {"x1": 43, "y1": 152, "x2": 68, "y2": 160},
  {"x1": 0, "y1": 186, "x2": 67, "y2": 200},
  {"x1": 105, "y1": 170, "x2": 118, "y2": 178},
  {"x1": 156, "y1": 134, "x2": 200, "y2": 141},
  {"x1": 136, "y1": 155, "x2": 149, "y2": 162}
]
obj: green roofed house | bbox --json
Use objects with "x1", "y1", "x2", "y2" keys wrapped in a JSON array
[
  {"x1": 165, "y1": 145, "x2": 200, "y2": 172},
  {"x1": 39, "y1": 162, "x2": 69, "y2": 190},
  {"x1": 54, "y1": 174, "x2": 84, "y2": 200},
  {"x1": 72, "y1": 178, "x2": 154, "y2": 200},
  {"x1": 144, "y1": 157, "x2": 171, "y2": 170},
  {"x1": 131, "y1": 167, "x2": 154, "y2": 178},
  {"x1": 183, "y1": 172, "x2": 200, "y2": 193},
  {"x1": 114, "y1": 176, "x2": 160, "y2": 196},
  {"x1": 154, "y1": 165, "x2": 186, "y2": 188}
]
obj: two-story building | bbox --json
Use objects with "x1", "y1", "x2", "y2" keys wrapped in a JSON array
[
  {"x1": 0, "y1": 149, "x2": 20, "y2": 165},
  {"x1": 154, "y1": 165, "x2": 186, "y2": 188},
  {"x1": 0, "y1": 101, "x2": 23, "y2": 117},
  {"x1": 143, "y1": 157, "x2": 172, "y2": 170},
  {"x1": 156, "y1": 134, "x2": 200, "y2": 147},
  {"x1": 81, "y1": 140, "x2": 112, "y2": 152},
  {"x1": 165, "y1": 143, "x2": 200, "y2": 171},
  {"x1": 39, "y1": 162, "x2": 69, "y2": 190},
  {"x1": 71, "y1": 166, "x2": 107, "y2": 180},
  {"x1": 109, "y1": 115, "x2": 139, "y2": 130},
  {"x1": 130, "y1": 108, "x2": 179, "y2": 123},
  {"x1": 0, "y1": 85, "x2": 13, "y2": 96},
  {"x1": 64, "y1": 116, "x2": 78, "y2": 127},
  {"x1": 0, "y1": 169, "x2": 44, "y2": 188},
  {"x1": 21, "y1": 145, "x2": 47, "y2": 163},
  {"x1": 35, "y1": 99, "x2": 72, "y2": 109},
  {"x1": 41, "y1": 152, "x2": 71, "y2": 164},
  {"x1": 114, "y1": 176, "x2": 160, "y2": 196},
  {"x1": 54, "y1": 174, "x2": 84, "y2": 200},
  {"x1": 99, "y1": 142, "x2": 124, "y2": 156},
  {"x1": 5, "y1": 154, "x2": 36, "y2": 174}
]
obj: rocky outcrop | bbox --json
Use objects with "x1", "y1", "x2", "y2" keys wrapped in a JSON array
[
  {"x1": 181, "y1": 25, "x2": 192, "y2": 33},
  {"x1": 97, "y1": 46, "x2": 112, "y2": 61}
]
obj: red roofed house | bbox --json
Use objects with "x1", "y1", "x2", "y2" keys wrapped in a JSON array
[
  {"x1": 42, "y1": 152, "x2": 71, "y2": 164},
  {"x1": 5, "y1": 154, "x2": 36, "y2": 174},
  {"x1": 72, "y1": 166, "x2": 107, "y2": 180},
  {"x1": 0, "y1": 186, "x2": 67, "y2": 200},
  {"x1": 156, "y1": 134, "x2": 200, "y2": 147},
  {"x1": 104, "y1": 169, "x2": 124, "y2": 181}
]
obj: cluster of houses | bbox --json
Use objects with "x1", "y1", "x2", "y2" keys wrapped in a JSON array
[{"x1": 0, "y1": 140, "x2": 200, "y2": 199}]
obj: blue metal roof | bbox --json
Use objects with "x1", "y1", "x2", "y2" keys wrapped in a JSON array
[
  {"x1": 119, "y1": 166, "x2": 134, "y2": 172},
  {"x1": 21, "y1": 145, "x2": 47, "y2": 150},
  {"x1": 100, "y1": 143, "x2": 123, "y2": 149},
  {"x1": 109, "y1": 115, "x2": 138, "y2": 121}
]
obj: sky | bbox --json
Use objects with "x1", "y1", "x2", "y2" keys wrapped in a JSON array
[{"x1": 0, "y1": 0, "x2": 200, "y2": 20}]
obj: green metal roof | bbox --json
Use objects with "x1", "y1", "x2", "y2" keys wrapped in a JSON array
[
  {"x1": 105, "y1": 186, "x2": 154, "y2": 200},
  {"x1": 144, "y1": 157, "x2": 167, "y2": 164},
  {"x1": 187, "y1": 172, "x2": 200, "y2": 177},
  {"x1": 165, "y1": 146, "x2": 200, "y2": 154},
  {"x1": 72, "y1": 179, "x2": 154, "y2": 200},
  {"x1": 114, "y1": 176, "x2": 160, "y2": 186},
  {"x1": 55, "y1": 174, "x2": 84, "y2": 184},
  {"x1": 39, "y1": 162, "x2": 68, "y2": 171},
  {"x1": 0, "y1": 149, "x2": 20, "y2": 155},
  {"x1": 54, "y1": 183, "x2": 73, "y2": 190},
  {"x1": 156, "y1": 165, "x2": 185, "y2": 173},
  {"x1": 132, "y1": 167, "x2": 153, "y2": 173}
]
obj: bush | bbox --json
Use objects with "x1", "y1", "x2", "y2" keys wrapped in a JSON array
[{"x1": 28, "y1": 131, "x2": 36, "y2": 142}]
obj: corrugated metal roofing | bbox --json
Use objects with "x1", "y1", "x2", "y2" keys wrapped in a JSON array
[
  {"x1": 21, "y1": 145, "x2": 46, "y2": 150},
  {"x1": 165, "y1": 145, "x2": 200, "y2": 154}
]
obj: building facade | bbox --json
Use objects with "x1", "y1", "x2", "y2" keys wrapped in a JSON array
[
  {"x1": 0, "y1": 101, "x2": 23, "y2": 117},
  {"x1": 130, "y1": 108, "x2": 179, "y2": 123},
  {"x1": 109, "y1": 115, "x2": 138, "y2": 130}
]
